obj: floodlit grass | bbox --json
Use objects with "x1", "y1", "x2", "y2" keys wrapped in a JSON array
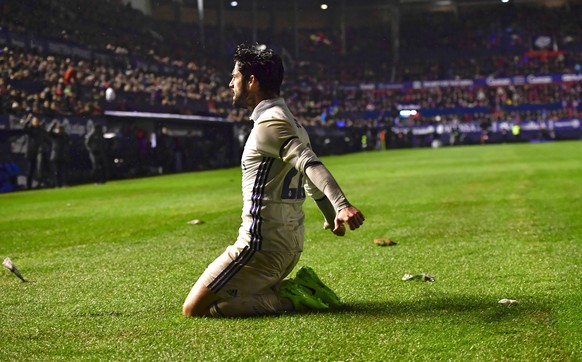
[{"x1": 1, "y1": 141, "x2": 581, "y2": 361}]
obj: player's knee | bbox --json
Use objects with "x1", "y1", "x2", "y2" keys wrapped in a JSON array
[
  {"x1": 182, "y1": 302, "x2": 194, "y2": 317},
  {"x1": 183, "y1": 282, "x2": 217, "y2": 317},
  {"x1": 182, "y1": 299, "x2": 211, "y2": 317}
]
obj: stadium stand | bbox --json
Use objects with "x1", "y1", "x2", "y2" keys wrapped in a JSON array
[{"x1": 0, "y1": 0, "x2": 580, "y2": 191}]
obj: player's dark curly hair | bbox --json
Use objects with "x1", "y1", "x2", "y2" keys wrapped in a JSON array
[{"x1": 233, "y1": 43, "x2": 284, "y2": 96}]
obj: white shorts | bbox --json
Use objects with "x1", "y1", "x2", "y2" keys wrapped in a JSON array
[{"x1": 198, "y1": 244, "x2": 301, "y2": 299}]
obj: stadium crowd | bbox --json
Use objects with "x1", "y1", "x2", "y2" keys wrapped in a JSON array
[
  {"x1": 1, "y1": 45, "x2": 580, "y2": 129},
  {"x1": 1, "y1": 0, "x2": 582, "y2": 129},
  {"x1": 1, "y1": 0, "x2": 581, "y2": 191}
]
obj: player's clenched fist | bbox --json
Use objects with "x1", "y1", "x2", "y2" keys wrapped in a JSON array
[
  {"x1": 337, "y1": 206, "x2": 365, "y2": 231},
  {"x1": 324, "y1": 206, "x2": 364, "y2": 236}
]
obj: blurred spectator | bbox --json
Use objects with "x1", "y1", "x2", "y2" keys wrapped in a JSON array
[
  {"x1": 48, "y1": 122, "x2": 71, "y2": 187},
  {"x1": 154, "y1": 126, "x2": 175, "y2": 174},
  {"x1": 85, "y1": 124, "x2": 108, "y2": 184},
  {"x1": 21, "y1": 114, "x2": 49, "y2": 189}
]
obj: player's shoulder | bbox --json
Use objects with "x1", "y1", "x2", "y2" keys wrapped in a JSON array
[{"x1": 256, "y1": 105, "x2": 289, "y2": 124}]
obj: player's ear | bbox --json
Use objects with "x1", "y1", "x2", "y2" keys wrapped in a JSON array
[{"x1": 248, "y1": 75, "x2": 258, "y2": 90}]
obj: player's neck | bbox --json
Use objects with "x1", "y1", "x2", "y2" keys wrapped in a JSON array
[{"x1": 247, "y1": 92, "x2": 279, "y2": 113}]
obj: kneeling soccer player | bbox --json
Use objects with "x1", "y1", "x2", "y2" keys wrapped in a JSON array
[{"x1": 182, "y1": 43, "x2": 365, "y2": 317}]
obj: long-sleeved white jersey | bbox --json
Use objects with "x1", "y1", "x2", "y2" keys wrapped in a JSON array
[{"x1": 235, "y1": 98, "x2": 330, "y2": 252}]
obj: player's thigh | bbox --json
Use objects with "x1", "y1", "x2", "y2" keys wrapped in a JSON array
[{"x1": 198, "y1": 245, "x2": 301, "y2": 298}]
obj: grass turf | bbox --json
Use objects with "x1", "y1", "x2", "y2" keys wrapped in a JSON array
[{"x1": 1, "y1": 141, "x2": 580, "y2": 361}]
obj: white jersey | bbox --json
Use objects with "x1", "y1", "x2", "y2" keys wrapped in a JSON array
[{"x1": 235, "y1": 98, "x2": 325, "y2": 252}]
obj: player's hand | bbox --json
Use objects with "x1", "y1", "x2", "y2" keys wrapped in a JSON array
[
  {"x1": 335, "y1": 206, "x2": 365, "y2": 232},
  {"x1": 324, "y1": 220, "x2": 345, "y2": 236}
]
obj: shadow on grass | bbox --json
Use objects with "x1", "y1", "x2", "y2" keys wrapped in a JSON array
[
  {"x1": 71, "y1": 297, "x2": 543, "y2": 323},
  {"x1": 76, "y1": 311, "x2": 126, "y2": 318},
  {"x1": 331, "y1": 296, "x2": 543, "y2": 323}
]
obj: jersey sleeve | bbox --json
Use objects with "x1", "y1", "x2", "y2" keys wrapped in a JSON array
[
  {"x1": 304, "y1": 163, "x2": 351, "y2": 210},
  {"x1": 254, "y1": 119, "x2": 321, "y2": 173},
  {"x1": 304, "y1": 172, "x2": 326, "y2": 200}
]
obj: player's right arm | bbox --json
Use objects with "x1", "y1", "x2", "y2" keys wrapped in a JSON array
[
  {"x1": 305, "y1": 165, "x2": 365, "y2": 235},
  {"x1": 254, "y1": 119, "x2": 364, "y2": 234}
]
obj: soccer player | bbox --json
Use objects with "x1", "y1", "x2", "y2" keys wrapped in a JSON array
[{"x1": 182, "y1": 44, "x2": 365, "y2": 317}]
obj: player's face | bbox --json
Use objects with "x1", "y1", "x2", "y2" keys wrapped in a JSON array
[{"x1": 229, "y1": 62, "x2": 249, "y2": 109}]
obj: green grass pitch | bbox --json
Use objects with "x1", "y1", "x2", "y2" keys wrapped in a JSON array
[{"x1": 1, "y1": 141, "x2": 580, "y2": 361}]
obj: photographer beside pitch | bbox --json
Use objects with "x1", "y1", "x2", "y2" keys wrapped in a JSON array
[{"x1": 182, "y1": 44, "x2": 365, "y2": 317}]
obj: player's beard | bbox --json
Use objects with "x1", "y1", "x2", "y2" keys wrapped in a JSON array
[{"x1": 232, "y1": 83, "x2": 249, "y2": 109}]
